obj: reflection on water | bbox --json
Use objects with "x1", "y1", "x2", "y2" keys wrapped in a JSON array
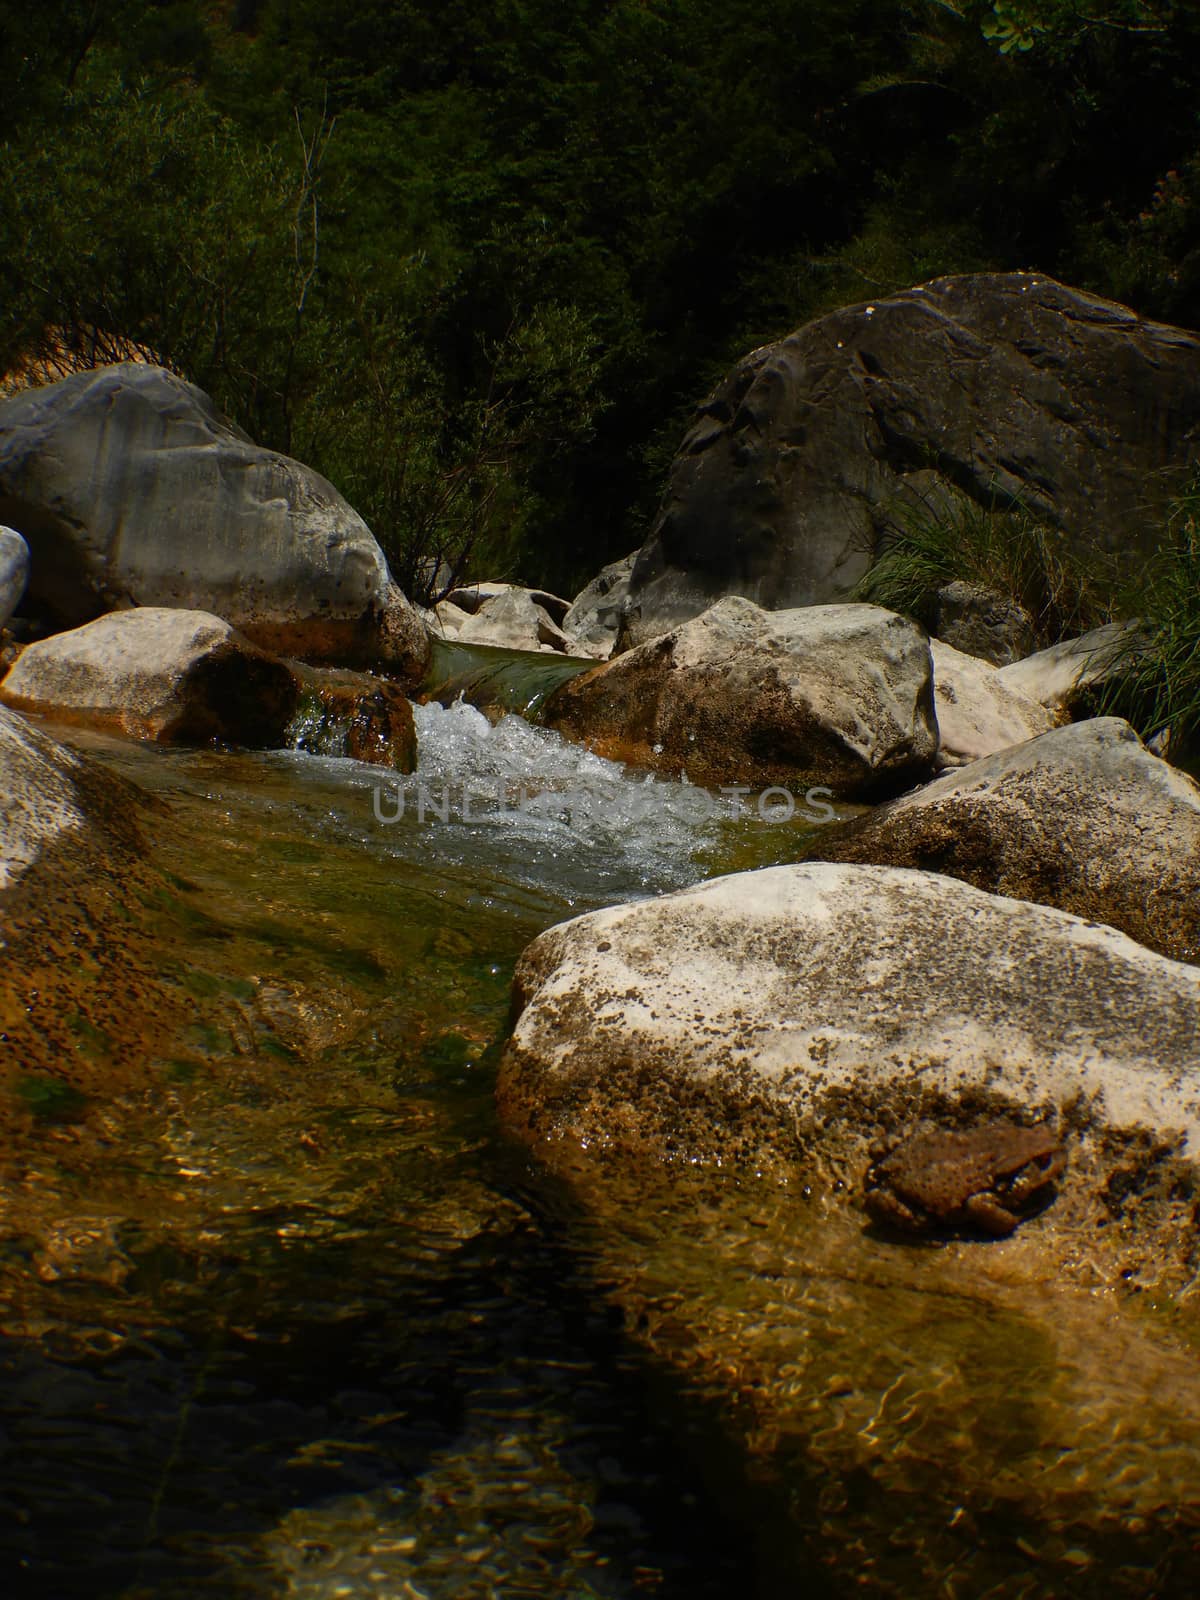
[{"x1": 2, "y1": 713, "x2": 1199, "y2": 1598}]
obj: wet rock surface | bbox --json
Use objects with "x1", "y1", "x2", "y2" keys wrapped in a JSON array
[
  {"x1": 618, "y1": 273, "x2": 1200, "y2": 645},
  {"x1": 543, "y1": 597, "x2": 937, "y2": 797},
  {"x1": 807, "y1": 717, "x2": 1200, "y2": 964}
]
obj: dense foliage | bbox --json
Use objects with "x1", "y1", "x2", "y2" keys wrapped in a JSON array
[{"x1": 2, "y1": 0, "x2": 1199, "y2": 598}]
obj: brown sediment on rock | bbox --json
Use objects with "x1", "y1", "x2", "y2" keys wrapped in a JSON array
[
  {"x1": 803, "y1": 718, "x2": 1200, "y2": 966},
  {"x1": 0, "y1": 736, "x2": 195, "y2": 1135},
  {"x1": 496, "y1": 862, "x2": 1200, "y2": 1293},
  {"x1": 287, "y1": 661, "x2": 418, "y2": 771}
]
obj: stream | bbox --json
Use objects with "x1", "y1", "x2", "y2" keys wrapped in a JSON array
[{"x1": 2, "y1": 695, "x2": 1200, "y2": 1598}]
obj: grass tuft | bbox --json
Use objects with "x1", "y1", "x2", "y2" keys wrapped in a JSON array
[{"x1": 853, "y1": 491, "x2": 1108, "y2": 648}]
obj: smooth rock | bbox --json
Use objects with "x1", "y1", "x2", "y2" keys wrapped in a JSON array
[
  {"x1": 807, "y1": 718, "x2": 1200, "y2": 964},
  {"x1": 0, "y1": 704, "x2": 146, "y2": 891},
  {"x1": 997, "y1": 620, "x2": 1142, "y2": 716},
  {"x1": 0, "y1": 607, "x2": 299, "y2": 746},
  {"x1": 543, "y1": 596, "x2": 937, "y2": 796},
  {"x1": 619, "y1": 273, "x2": 1200, "y2": 645},
  {"x1": 562, "y1": 553, "x2": 636, "y2": 659},
  {"x1": 930, "y1": 637, "x2": 1055, "y2": 766},
  {"x1": 0, "y1": 364, "x2": 429, "y2": 677},
  {"x1": 444, "y1": 581, "x2": 571, "y2": 626},
  {"x1": 934, "y1": 580, "x2": 1037, "y2": 666},
  {"x1": 0, "y1": 525, "x2": 29, "y2": 629},
  {"x1": 451, "y1": 588, "x2": 574, "y2": 653},
  {"x1": 498, "y1": 862, "x2": 1200, "y2": 1171}
]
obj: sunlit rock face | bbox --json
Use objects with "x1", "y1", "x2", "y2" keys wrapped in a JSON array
[
  {"x1": 618, "y1": 273, "x2": 1200, "y2": 646},
  {"x1": 543, "y1": 597, "x2": 937, "y2": 798},
  {"x1": 498, "y1": 860, "x2": 1200, "y2": 1286},
  {"x1": 929, "y1": 637, "x2": 1055, "y2": 766},
  {"x1": 806, "y1": 717, "x2": 1200, "y2": 965},
  {"x1": 0, "y1": 363, "x2": 429, "y2": 678},
  {"x1": 0, "y1": 607, "x2": 300, "y2": 746}
]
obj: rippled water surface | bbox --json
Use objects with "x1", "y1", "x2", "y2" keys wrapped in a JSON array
[{"x1": 3, "y1": 707, "x2": 1200, "y2": 1598}]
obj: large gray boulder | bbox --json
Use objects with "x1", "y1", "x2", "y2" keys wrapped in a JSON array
[
  {"x1": 542, "y1": 596, "x2": 937, "y2": 796},
  {"x1": 807, "y1": 718, "x2": 1200, "y2": 964},
  {"x1": 498, "y1": 862, "x2": 1200, "y2": 1281},
  {"x1": 0, "y1": 607, "x2": 299, "y2": 746},
  {"x1": 619, "y1": 274, "x2": 1200, "y2": 646},
  {"x1": 0, "y1": 525, "x2": 29, "y2": 629},
  {"x1": 0, "y1": 364, "x2": 429, "y2": 678}
]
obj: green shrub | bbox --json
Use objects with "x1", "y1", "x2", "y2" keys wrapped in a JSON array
[
  {"x1": 853, "y1": 491, "x2": 1108, "y2": 648},
  {"x1": 1098, "y1": 478, "x2": 1200, "y2": 772}
]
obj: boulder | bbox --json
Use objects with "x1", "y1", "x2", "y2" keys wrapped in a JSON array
[
  {"x1": 444, "y1": 580, "x2": 571, "y2": 626},
  {"x1": 0, "y1": 705, "x2": 193, "y2": 1102},
  {"x1": 497, "y1": 862, "x2": 1200, "y2": 1278},
  {"x1": 806, "y1": 718, "x2": 1200, "y2": 964},
  {"x1": 0, "y1": 363, "x2": 429, "y2": 678},
  {"x1": 448, "y1": 587, "x2": 574, "y2": 653},
  {"x1": 933, "y1": 580, "x2": 1036, "y2": 666},
  {"x1": 287, "y1": 662, "x2": 417, "y2": 771},
  {"x1": 429, "y1": 599, "x2": 472, "y2": 639},
  {"x1": 0, "y1": 607, "x2": 299, "y2": 746},
  {"x1": 930, "y1": 637, "x2": 1055, "y2": 766},
  {"x1": 543, "y1": 597, "x2": 937, "y2": 797},
  {"x1": 0, "y1": 525, "x2": 29, "y2": 629},
  {"x1": 997, "y1": 619, "x2": 1142, "y2": 716},
  {"x1": 562, "y1": 552, "x2": 636, "y2": 659},
  {"x1": 619, "y1": 274, "x2": 1200, "y2": 645}
]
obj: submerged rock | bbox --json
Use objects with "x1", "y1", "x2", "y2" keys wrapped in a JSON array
[
  {"x1": 616, "y1": 273, "x2": 1200, "y2": 645},
  {"x1": 0, "y1": 363, "x2": 429, "y2": 678},
  {"x1": 807, "y1": 717, "x2": 1200, "y2": 964},
  {"x1": 0, "y1": 705, "x2": 189, "y2": 1102},
  {"x1": 930, "y1": 637, "x2": 1055, "y2": 766},
  {"x1": 542, "y1": 596, "x2": 937, "y2": 797},
  {"x1": 287, "y1": 662, "x2": 417, "y2": 770},
  {"x1": 498, "y1": 861, "x2": 1200, "y2": 1282},
  {"x1": 0, "y1": 524, "x2": 29, "y2": 629},
  {"x1": 0, "y1": 607, "x2": 299, "y2": 746}
]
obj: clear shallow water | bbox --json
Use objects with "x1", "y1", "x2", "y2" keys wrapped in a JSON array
[{"x1": 3, "y1": 709, "x2": 1200, "y2": 1598}]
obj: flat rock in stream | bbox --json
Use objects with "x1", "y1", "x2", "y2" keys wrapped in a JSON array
[
  {"x1": 806, "y1": 717, "x2": 1200, "y2": 964},
  {"x1": 0, "y1": 606, "x2": 300, "y2": 746},
  {"x1": 498, "y1": 862, "x2": 1200, "y2": 1281},
  {"x1": 542, "y1": 596, "x2": 937, "y2": 796},
  {"x1": 0, "y1": 704, "x2": 190, "y2": 1105}
]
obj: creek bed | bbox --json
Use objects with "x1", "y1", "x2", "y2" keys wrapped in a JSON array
[{"x1": 2, "y1": 704, "x2": 1199, "y2": 1598}]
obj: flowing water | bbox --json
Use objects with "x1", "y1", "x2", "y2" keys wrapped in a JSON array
[{"x1": 3, "y1": 700, "x2": 1200, "y2": 1599}]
